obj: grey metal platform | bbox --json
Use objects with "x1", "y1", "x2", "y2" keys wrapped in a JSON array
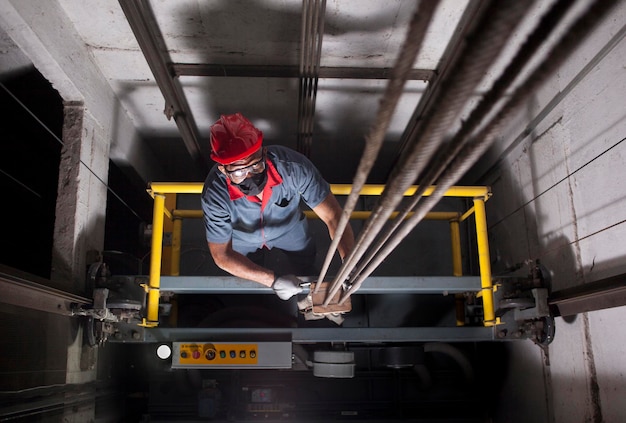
[
  {"x1": 116, "y1": 324, "x2": 496, "y2": 343},
  {"x1": 102, "y1": 275, "x2": 496, "y2": 345},
  {"x1": 159, "y1": 275, "x2": 482, "y2": 295}
]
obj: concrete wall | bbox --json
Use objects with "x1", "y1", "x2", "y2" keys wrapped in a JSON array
[
  {"x1": 0, "y1": 0, "x2": 163, "y2": 188},
  {"x1": 0, "y1": 2, "x2": 164, "y2": 421},
  {"x1": 470, "y1": 2, "x2": 626, "y2": 422}
]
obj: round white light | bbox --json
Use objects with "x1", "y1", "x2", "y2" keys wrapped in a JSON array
[{"x1": 156, "y1": 344, "x2": 172, "y2": 360}]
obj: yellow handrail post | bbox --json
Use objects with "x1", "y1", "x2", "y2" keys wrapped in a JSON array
[
  {"x1": 450, "y1": 220, "x2": 465, "y2": 326},
  {"x1": 171, "y1": 217, "x2": 182, "y2": 276},
  {"x1": 473, "y1": 197, "x2": 496, "y2": 327},
  {"x1": 450, "y1": 220, "x2": 462, "y2": 276},
  {"x1": 161, "y1": 194, "x2": 176, "y2": 275},
  {"x1": 145, "y1": 193, "x2": 165, "y2": 327}
]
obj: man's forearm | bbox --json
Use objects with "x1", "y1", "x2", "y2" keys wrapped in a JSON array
[
  {"x1": 336, "y1": 223, "x2": 355, "y2": 260},
  {"x1": 208, "y1": 243, "x2": 275, "y2": 287},
  {"x1": 313, "y1": 193, "x2": 356, "y2": 260}
]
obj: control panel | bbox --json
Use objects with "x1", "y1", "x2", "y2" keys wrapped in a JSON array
[{"x1": 172, "y1": 342, "x2": 292, "y2": 369}]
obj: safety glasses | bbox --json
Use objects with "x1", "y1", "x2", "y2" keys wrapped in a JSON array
[{"x1": 224, "y1": 153, "x2": 266, "y2": 183}]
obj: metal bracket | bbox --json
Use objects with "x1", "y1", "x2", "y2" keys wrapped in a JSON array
[
  {"x1": 514, "y1": 288, "x2": 550, "y2": 321},
  {"x1": 164, "y1": 102, "x2": 175, "y2": 120}
]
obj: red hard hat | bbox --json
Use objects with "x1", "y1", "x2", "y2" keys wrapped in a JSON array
[{"x1": 210, "y1": 113, "x2": 263, "y2": 164}]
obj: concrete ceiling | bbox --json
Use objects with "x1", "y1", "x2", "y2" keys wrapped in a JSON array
[
  {"x1": 62, "y1": 0, "x2": 477, "y2": 182},
  {"x1": 2, "y1": 0, "x2": 572, "y2": 184},
  {"x1": 57, "y1": 0, "x2": 458, "y2": 133}
]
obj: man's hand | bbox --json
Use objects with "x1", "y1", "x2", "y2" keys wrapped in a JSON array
[{"x1": 272, "y1": 274, "x2": 304, "y2": 300}]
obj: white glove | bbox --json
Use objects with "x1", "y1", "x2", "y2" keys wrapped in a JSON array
[{"x1": 272, "y1": 274, "x2": 304, "y2": 300}]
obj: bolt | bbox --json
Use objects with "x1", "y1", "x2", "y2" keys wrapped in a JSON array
[{"x1": 131, "y1": 331, "x2": 141, "y2": 340}]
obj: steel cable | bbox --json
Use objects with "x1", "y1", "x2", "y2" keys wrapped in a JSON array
[
  {"x1": 314, "y1": 0, "x2": 439, "y2": 294},
  {"x1": 345, "y1": 0, "x2": 578, "y2": 284},
  {"x1": 307, "y1": 0, "x2": 326, "y2": 156},
  {"x1": 298, "y1": 0, "x2": 326, "y2": 157},
  {"x1": 325, "y1": 0, "x2": 531, "y2": 304},
  {"x1": 340, "y1": 0, "x2": 618, "y2": 301},
  {"x1": 297, "y1": 0, "x2": 312, "y2": 154}
]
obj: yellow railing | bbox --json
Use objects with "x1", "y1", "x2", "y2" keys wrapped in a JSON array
[{"x1": 142, "y1": 183, "x2": 496, "y2": 327}]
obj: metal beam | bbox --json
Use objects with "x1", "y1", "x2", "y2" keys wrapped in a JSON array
[
  {"x1": 0, "y1": 384, "x2": 106, "y2": 421},
  {"x1": 0, "y1": 266, "x2": 91, "y2": 316},
  {"x1": 549, "y1": 273, "x2": 626, "y2": 316},
  {"x1": 115, "y1": 325, "x2": 496, "y2": 343},
  {"x1": 118, "y1": 0, "x2": 209, "y2": 173},
  {"x1": 159, "y1": 275, "x2": 481, "y2": 294},
  {"x1": 297, "y1": 0, "x2": 327, "y2": 157},
  {"x1": 171, "y1": 63, "x2": 434, "y2": 81},
  {"x1": 147, "y1": 182, "x2": 491, "y2": 198}
]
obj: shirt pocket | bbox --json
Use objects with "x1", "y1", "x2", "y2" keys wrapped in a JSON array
[
  {"x1": 274, "y1": 196, "x2": 292, "y2": 208},
  {"x1": 267, "y1": 195, "x2": 298, "y2": 226}
]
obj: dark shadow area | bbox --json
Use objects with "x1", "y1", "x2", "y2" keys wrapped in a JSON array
[
  {"x1": 0, "y1": 303, "x2": 71, "y2": 391},
  {"x1": 104, "y1": 340, "x2": 501, "y2": 422},
  {"x1": 103, "y1": 160, "x2": 153, "y2": 276},
  {"x1": 0, "y1": 68, "x2": 62, "y2": 279}
]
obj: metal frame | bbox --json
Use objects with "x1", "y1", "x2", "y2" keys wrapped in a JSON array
[
  {"x1": 114, "y1": 324, "x2": 496, "y2": 344},
  {"x1": 550, "y1": 273, "x2": 626, "y2": 316},
  {"x1": 159, "y1": 275, "x2": 482, "y2": 295},
  {"x1": 143, "y1": 182, "x2": 495, "y2": 329},
  {"x1": 0, "y1": 266, "x2": 91, "y2": 316},
  {"x1": 171, "y1": 63, "x2": 434, "y2": 80},
  {"x1": 118, "y1": 0, "x2": 209, "y2": 172}
]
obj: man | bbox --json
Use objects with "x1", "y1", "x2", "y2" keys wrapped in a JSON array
[{"x1": 202, "y1": 113, "x2": 355, "y2": 300}]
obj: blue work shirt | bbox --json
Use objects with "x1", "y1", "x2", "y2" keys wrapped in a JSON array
[{"x1": 202, "y1": 145, "x2": 330, "y2": 256}]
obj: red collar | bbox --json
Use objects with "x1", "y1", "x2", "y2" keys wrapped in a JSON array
[{"x1": 225, "y1": 158, "x2": 283, "y2": 203}]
